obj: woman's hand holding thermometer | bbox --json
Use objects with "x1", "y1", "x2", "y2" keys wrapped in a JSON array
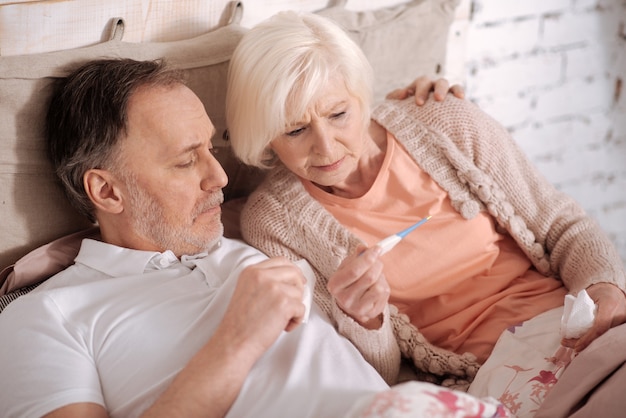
[{"x1": 328, "y1": 216, "x2": 432, "y2": 329}]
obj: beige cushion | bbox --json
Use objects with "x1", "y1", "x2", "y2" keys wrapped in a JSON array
[
  {"x1": 0, "y1": 19, "x2": 250, "y2": 268},
  {"x1": 317, "y1": 0, "x2": 460, "y2": 102}
]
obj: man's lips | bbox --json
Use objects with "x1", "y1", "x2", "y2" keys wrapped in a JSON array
[{"x1": 193, "y1": 202, "x2": 222, "y2": 222}]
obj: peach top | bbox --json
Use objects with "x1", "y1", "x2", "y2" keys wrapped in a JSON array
[{"x1": 305, "y1": 133, "x2": 566, "y2": 362}]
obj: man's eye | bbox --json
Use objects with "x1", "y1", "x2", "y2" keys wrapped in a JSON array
[
  {"x1": 176, "y1": 160, "x2": 194, "y2": 168},
  {"x1": 286, "y1": 127, "x2": 305, "y2": 137},
  {"x1": 331, "y1": 111, "x2": 346, "y2": 119}
]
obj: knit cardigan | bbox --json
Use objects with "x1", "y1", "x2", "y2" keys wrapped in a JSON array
[{"x1": 240, "y1": 96, "x2": 626, "y2": 388}]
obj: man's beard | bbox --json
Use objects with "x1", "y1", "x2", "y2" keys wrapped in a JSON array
[{"x1": 124, "y1": 177, "x2": 224, "y2": 256}]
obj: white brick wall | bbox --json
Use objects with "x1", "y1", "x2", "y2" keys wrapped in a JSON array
[{"x1": 465, "y1": 0, "x2": 626, "y2": 263}]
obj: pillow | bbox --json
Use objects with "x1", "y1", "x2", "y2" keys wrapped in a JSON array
[
  {"x1": 0, "y1": 5, "x2": 258, "y2": 269},
  {"x1": 317, "y1": 0, "x2": 460, "y2": 103},
  {"x1": 0, "y1": 227, "x2": 99, "y2": 296},
  {"x1": 0, "y1": 284, "x2": 40, "y2": 315}
]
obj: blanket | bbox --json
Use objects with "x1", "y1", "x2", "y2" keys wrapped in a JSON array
[{"x1": 535, "y1": 323, "x2": 626, "y2": 417}]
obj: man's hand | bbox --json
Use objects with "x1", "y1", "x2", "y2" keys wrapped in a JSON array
[
  {"x1": 561, "y1": 282, "x2": 626, "y2": 352},
  {"x1": 386, "y1": 75, "x2": 465, "y2": 105},
  {"x1": 327, "y1": 245, "x2": 390, "y2": 329},
  {"x1": 140, "y1": 257, "x2": 307, "y2": 418},
  {"x1": 217, "y1": 257, "x2": 307, "y2": 358}
]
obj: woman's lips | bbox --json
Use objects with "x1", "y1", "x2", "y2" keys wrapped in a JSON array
[{"x1": 314, "y1": 156, "x2": 344, "y2": 172}]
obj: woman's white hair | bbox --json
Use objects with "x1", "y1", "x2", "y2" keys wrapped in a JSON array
[{"x1": 225, "y1": 11, "x2": 374, "y2": 169}]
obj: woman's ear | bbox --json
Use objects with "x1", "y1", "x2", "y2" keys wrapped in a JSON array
[{"x1": 84, "y1": 169, "x2": 124, "y2": 215}]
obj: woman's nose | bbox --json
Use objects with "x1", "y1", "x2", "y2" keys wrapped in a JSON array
[{"x1": 311, "y1": 126, "x2": 334, "y2": 155}]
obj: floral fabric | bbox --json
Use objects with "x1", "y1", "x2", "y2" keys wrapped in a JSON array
[
  {"x1": 468, "y1": 307, "x2": 566, "y2": 417},
  {"x1": 347, "y1": 381, "x2": 511, "y2": 418}
]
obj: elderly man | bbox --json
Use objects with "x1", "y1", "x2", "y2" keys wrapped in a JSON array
[{"x1": 0, "y1": 59, "x2": 392, "y2": 418}]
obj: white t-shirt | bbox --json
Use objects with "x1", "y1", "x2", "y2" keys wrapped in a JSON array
[{"x1": 0, "y1": 238, "x2": 388, "y2": 418}]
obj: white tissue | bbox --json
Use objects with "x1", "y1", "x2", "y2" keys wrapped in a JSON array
[
  {"x1": 293, "y1": 259, "x2": 316, "y2": 324},
  {"x1": 560, "y1": 289, "x2": 597, "y2": 339}
]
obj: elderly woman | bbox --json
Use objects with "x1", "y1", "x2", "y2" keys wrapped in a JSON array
[{"x1": 225, "y1": 10, "x2": 626, "y2": 413}]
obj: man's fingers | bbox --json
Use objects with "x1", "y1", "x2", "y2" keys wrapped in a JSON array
[
  {"x1": 385, "y1": 88, "x2": 411, "y2": 100},
  {"x1": 284, "y1": 301, "x2": 306, "y2": 332},
  {"x1": 450, "y1": 84, "x2": 465, "y2": 99}
]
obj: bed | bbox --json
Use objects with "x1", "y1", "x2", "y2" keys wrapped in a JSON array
[{"x1": 1, "y1": 1, "x2": 623, "y2": 416}]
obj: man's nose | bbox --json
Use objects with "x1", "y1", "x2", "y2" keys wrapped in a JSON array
[{"x1": 200, "y1": 151, "x2": 228, "y2": 192}]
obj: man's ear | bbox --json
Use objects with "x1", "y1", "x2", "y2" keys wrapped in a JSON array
[{"x1": 84, "y1": 169, "x2": 124, "y2": 215}]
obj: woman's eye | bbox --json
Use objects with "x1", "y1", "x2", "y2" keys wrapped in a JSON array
[
  {"x1": 331, "y1": 111, "x2": 346, "y2": 119},
  {"x1": 286, "y1": 127, "x2": 305, "y2": 137}
]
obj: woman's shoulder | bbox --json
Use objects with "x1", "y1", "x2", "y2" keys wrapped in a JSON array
[
  {"x1": 240, "y1": 165, "x2": 323, "y2": 252},
  {"x1": 241, "y1": 166, "x2": 304, "y2": 224},
  {"x1": 249, "y1": 165, "x2": 301, "y2": 200},
  {"x1": 373, "y1": 96, "x2": 510, "y2": 155}
]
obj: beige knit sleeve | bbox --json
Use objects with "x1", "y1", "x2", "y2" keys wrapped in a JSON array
[{"x1": 331, "y1": 299, "x2": 401, "y2": 384}]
